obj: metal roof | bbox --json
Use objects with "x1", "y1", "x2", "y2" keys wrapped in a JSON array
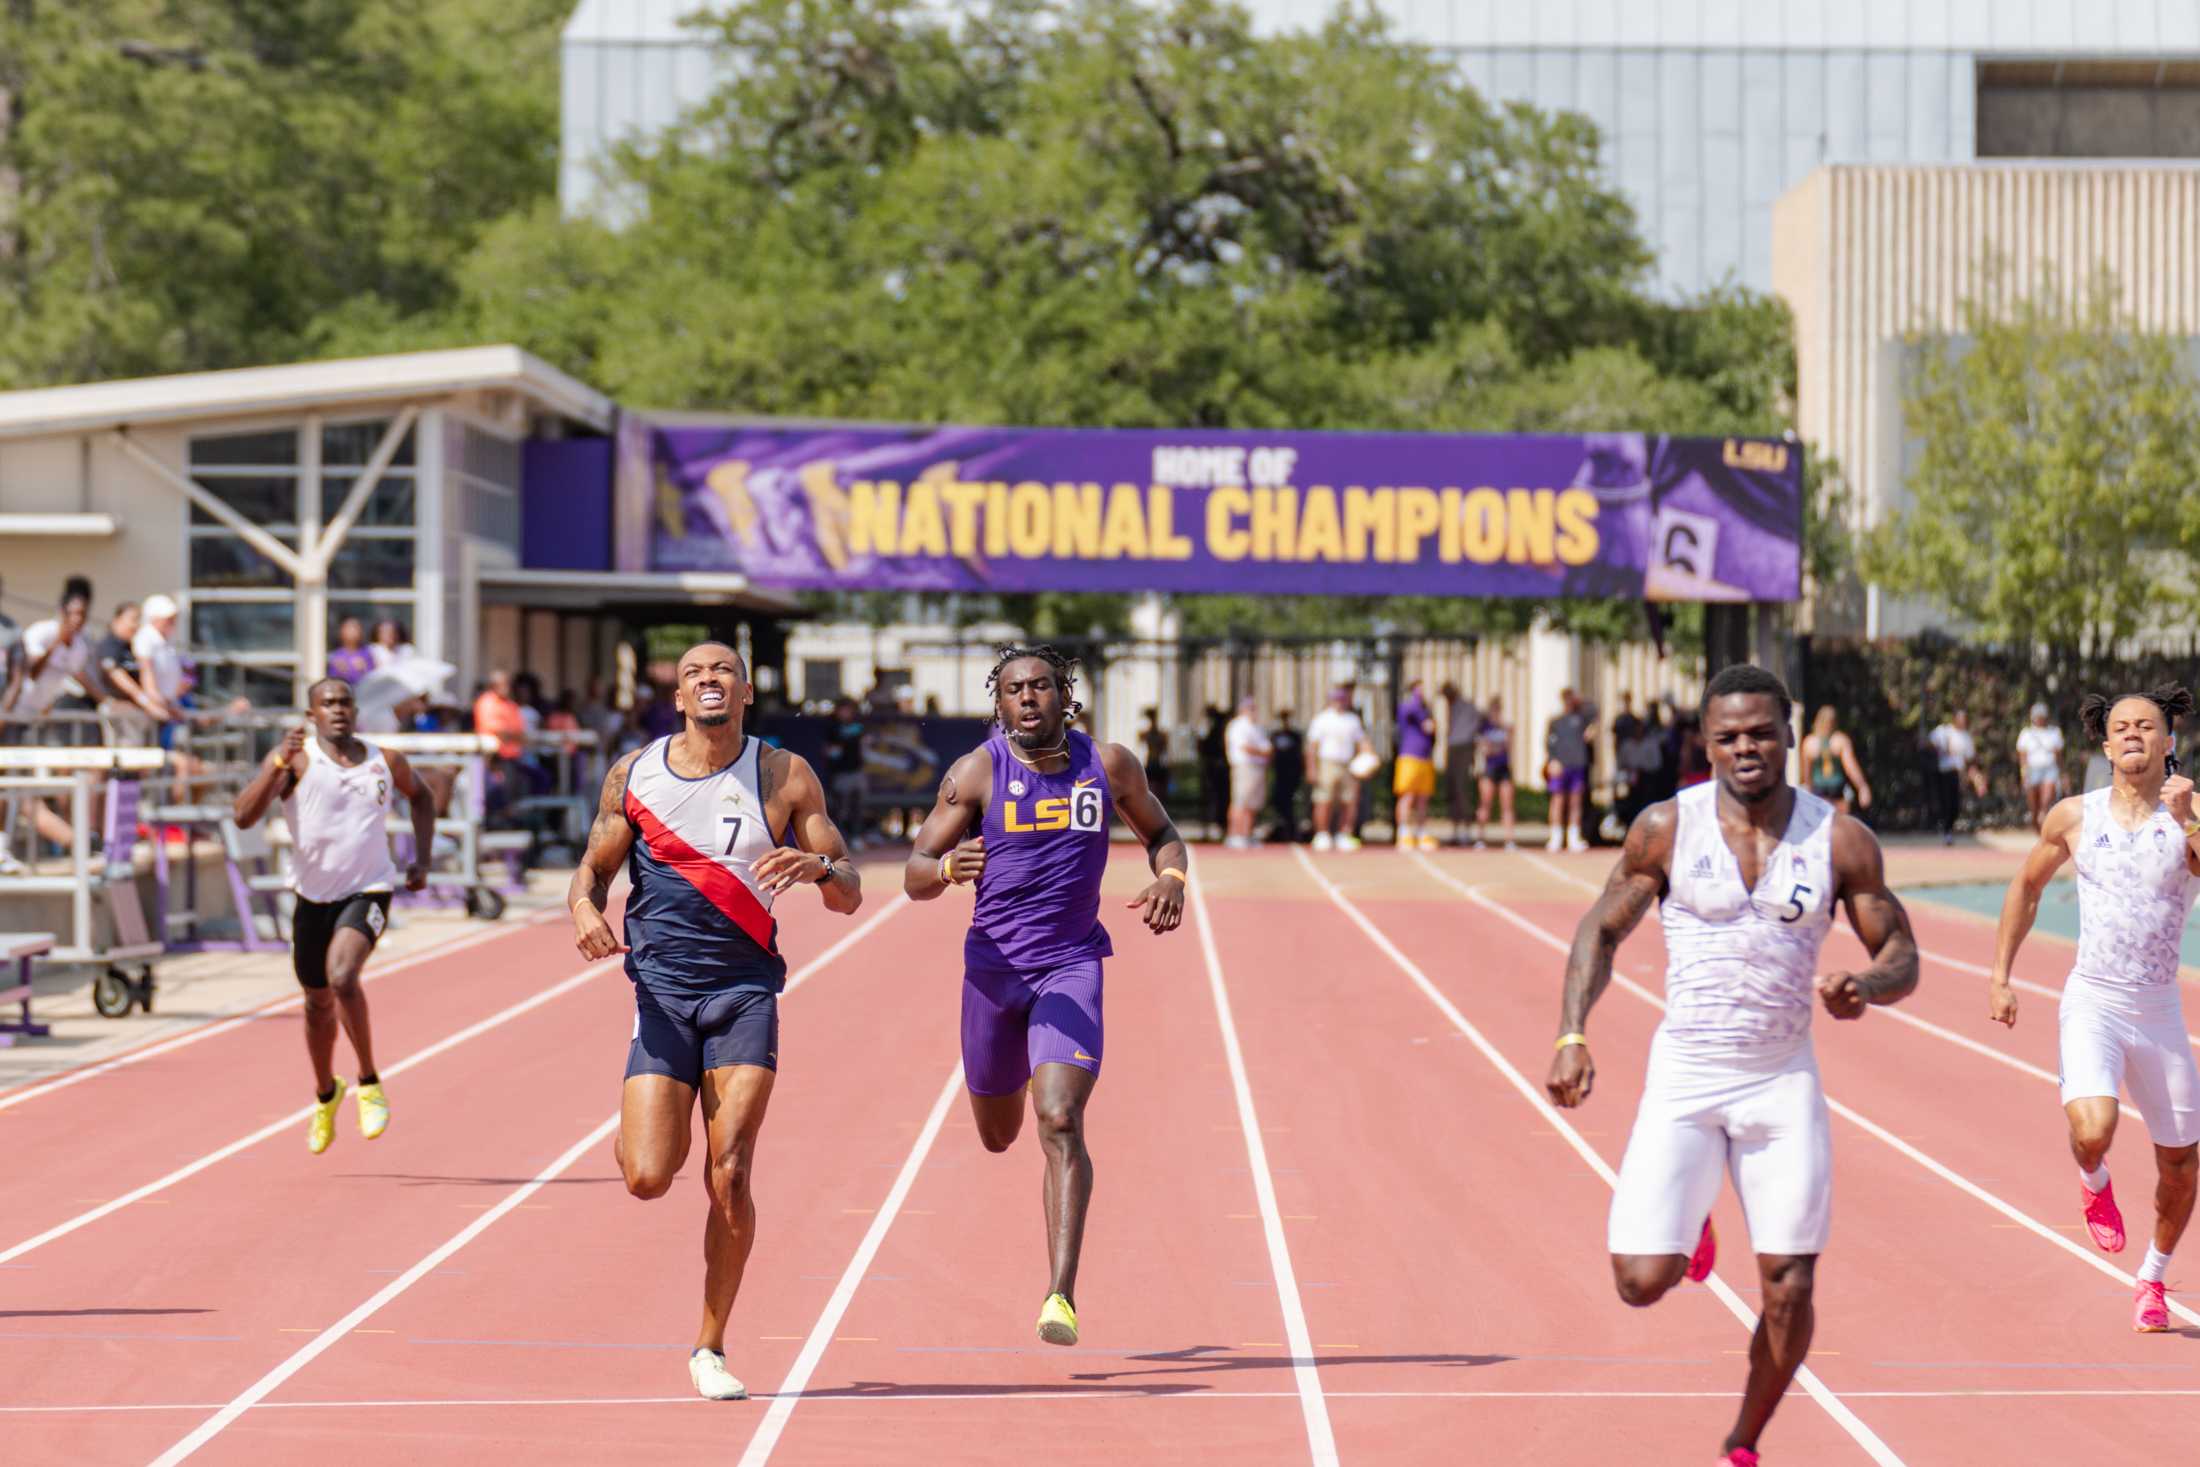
[{"x1": 0, "y1": 346, "x2": 615, "y2": 441}]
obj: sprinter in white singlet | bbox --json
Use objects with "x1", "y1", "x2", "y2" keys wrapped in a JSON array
[
  {"x1": 569, "y1": 641, "x2": 863, "y2": 1403},
  {"x1": 1990, "y1": 685, "x2": 2200, "y2": 1335},
  {"x1": 231, "y1": 678, "x2": 436, "y2": 1155},
  {"x1": 1546, "y1": 665, "x2": 1918, "y2": 1467}
]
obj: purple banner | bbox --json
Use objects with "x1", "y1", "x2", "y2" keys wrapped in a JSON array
[{"x1": 648, "y1": 426, "x2": 1802, "y2": 602}]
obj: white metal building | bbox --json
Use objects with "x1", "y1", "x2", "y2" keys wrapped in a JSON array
[{"x1": 560, "y1": 0, "x2": 2200, "y2": 294}]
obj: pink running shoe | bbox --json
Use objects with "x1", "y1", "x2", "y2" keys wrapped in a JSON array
[
  {"x1": 1686, "y1": 1218, "x2": 1717, "y2": 1283},
  {"x1": 1716, "y1": 1450, "x2": 1760, "y2": 1467},
  {"x1": 2134, "y1": 1280, "x2": 2170, "y2": 1333},
  {"x1": 2082, "y1": 1181, "x2": 2127, "y2": 1253}
]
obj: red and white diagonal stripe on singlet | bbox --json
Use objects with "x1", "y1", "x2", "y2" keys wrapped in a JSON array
[{"x1": 624, "y1": 788, "x2": 778, "y2": 952}]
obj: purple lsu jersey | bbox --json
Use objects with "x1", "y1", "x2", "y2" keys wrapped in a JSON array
[{"x1": 967, "y1": 730, "x2": 1115, "y2": 972}]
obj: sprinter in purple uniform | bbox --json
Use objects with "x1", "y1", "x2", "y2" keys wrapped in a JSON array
[{"x1": 906, "y1": 645, "x2": 1188, "y2": 1348}]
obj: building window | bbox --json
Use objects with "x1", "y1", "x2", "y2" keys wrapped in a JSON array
[
  {"x1": 185, "y1": 416, "x2": 420, "y2": 699},
  {"x1": 1977, "y1": 60, "x2": 2200, "y2": 159},
  {"x1": 804, "y1": 658, "x2": 845, "y2": 702}
]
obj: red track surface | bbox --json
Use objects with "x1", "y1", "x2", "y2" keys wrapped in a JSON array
[{"x1": 5, "y1": 847, "x2": 2197, "y2": 1466}]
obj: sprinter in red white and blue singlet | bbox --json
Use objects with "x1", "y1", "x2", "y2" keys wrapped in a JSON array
[
  {"x1": 906, "y1": 646, "x2": 1189, "y2": 1349},
  {"x1": 570, "y1": 641, "x2": 863, "y2": 1403}
]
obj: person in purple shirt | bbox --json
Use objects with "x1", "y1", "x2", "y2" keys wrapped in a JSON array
[
  {"x1": 326, "y1": 618, "x2": 374, "y2": 685},
  {"x1": 1392, "y1": 677, "x2": 1440, "y2": 850},
  {"x1": 906, "y1": 645, "x2": 1187, "y2": 1350}
]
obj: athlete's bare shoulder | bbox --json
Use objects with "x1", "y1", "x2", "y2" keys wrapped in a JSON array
[
  {"x1": 598, "y1": 747, "x2": 644, "y2": 813},
  {"x1": 1620, "y1": 798, "x2": 1681, "y2": 879},
  {"x1": 1827, "y1": 807, "x2": 1887, "y2": 886},
  {"x1": 944, "y1": 742, "x2": 993, "y2": 794},
  {"x1": 2040, "y1": 793, "x2": 2086, "y2": 844},
  {"x1": 1095, "y1": 740, "x2": 1142, "y2": 781},
  {"x1": 757, "y1": 742, "x2": 817, "y2": 804}
]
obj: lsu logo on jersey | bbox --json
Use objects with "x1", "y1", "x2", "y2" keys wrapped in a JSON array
[{"x1": 1003, "y1": 781, "x2": 1105, "y2": 835}]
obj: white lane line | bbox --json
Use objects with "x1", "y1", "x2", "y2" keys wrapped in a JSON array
[
  {"x1": 734, "y1": 1063, "x2": 964, "y2": 1467},
  {"x1": 19, "y1": 1387, "x2": 2200, "y2": 1415},
  {"x1": 0, "y1": 909, "x2": 558, "y2": 1113},
  {"x1": 0, "y1": 958, "x2": 618, "y2": 1266},
  {"x1": 1303, "y1": 848, "x2": 1906, "y2": 1467},
  {"x1": 148, "y1": 1114, "x2": 623, "y2": 1465},
  {"x1": 147, "y1": 891, "x2": 916, "y2": 1464},
  {"x1": 1415, "y1": 852, "x2": 2200, "y2": 1332},
  {"x1": 1186, "y1": 849, "x2": 1339, "y2": 1467}
]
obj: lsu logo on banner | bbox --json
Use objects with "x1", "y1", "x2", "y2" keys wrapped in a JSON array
[{"x1": 1003, "y1": 784, "x2": 1105, "y2": 835}]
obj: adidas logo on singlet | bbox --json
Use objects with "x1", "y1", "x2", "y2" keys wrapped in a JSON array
[
  {"x1": 1690, "y1": 855, "x2": 1715, "y2": 877},
  {"x1": 2095, "y1": 833, "x2": 2113, "y2": 848}
]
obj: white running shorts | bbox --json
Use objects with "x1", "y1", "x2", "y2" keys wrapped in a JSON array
[
  {"x1": 2059, "y1": 987, "x2": 2200, "y2": 1148},
  {"x1": 1608, "y1": 1034, "x2": 1833, "y2": 1257}
]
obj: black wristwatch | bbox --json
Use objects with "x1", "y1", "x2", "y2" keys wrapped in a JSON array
[{"x1": 813, "y1": 854, "x2": 837, "y2": 885}]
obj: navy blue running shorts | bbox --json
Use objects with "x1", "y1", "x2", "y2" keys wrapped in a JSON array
[{"x1": 624, "y1": 985, "x2": 779, "y2": 1085}]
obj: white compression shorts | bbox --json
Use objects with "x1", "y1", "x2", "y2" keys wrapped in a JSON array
[
  {"x1": 2059, "y1": 983, "x2": 2200, "y2": 1148},
  {"x1": 1608, "y1": 1030, "x2": 1833, "y2": 1257}
]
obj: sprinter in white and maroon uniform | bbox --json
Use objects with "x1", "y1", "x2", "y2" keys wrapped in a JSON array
[
  {"x1": 569, "y1": 641, "x2": 862, "y2": 1403},
  {"x1": 1991, "y1": 685, "x2": 2200, "y2": 1335},
  {"x1": 230, "y1": 677, "x2": 436, "y2": 1155},
  {"x1": 1546, "y1": 665, "x2": 1919, "y2": 1467}
]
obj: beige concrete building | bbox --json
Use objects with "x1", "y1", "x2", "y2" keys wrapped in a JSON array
[{"x1": 1773, "y1": 162, "x2": 2200, "y2": 634}]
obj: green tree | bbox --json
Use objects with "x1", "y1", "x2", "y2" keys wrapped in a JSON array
[
  {"x1": 1864, "y1": 266, "x2": 2200, "y2": 657},
  {"x1": 0, "y1": 0, "x2": 567, "y2": 385}
]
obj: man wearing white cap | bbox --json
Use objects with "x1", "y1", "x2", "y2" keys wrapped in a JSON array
[{"x1": 133, "y1": 595, "x2": 187, "y2": 744}]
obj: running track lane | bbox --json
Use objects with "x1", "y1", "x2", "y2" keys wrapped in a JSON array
[
  {"x1": 1, "y1": 872, "x2": 898, "y2": 1463},
  {"x1": 1381, "y1": 848, "x2": 2200, "y2": 1463},
  {"x1": 0, "y1": 914, "x2": 595, "y2": 1252},
  {"x1": 710, "y1": 850, "x2": 1324, "y2": 1465},
  {"x1": 1199, "y1": 852, "x2": 1897, "y2": 1464}
]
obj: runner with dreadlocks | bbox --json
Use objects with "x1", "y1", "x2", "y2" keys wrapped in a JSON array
[
  {"x1": 905, "y1": 644, "x2": 1188, "y2": 1347},
  {"x1": 1990, "y1": 683, "x2": 2200, "y2": 1333}
]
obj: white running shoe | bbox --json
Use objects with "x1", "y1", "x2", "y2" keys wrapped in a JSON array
[
  {"x1": 1566, "y1": 832, "x2": 1589, "y2": 853},
  {"x1": 689, "y1": 1348, "x2": 748, "y2": 1400},
  {"x1": 1337, "y1": 834, "x2": 1363, "y2": 852},
  {"x1": 1545, "y1": 830, "x2": 1564, "y2": 852},
  {"x1": 1312, "y1": 832, "x2": 1335, "y2": 852}
]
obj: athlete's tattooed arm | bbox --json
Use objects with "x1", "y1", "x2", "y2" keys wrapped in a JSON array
[
  {"x1": 1100, "y1": 741, "x2": 1186, "y2": 934},
  {"x1": 382, "y1": 748, "x2": 436, "y2": 892},
  {"x1": 752, "y1": 750, "x2": 862, "y2": 914},
  {"x1": 1984, "y1": 796, "x2": 2080, "y2": 1029},
  {"x1": 569, "y1": 750, "x2": 641, "y2": 960},
  {"x1": 1547, "y1": 801, "x2": 1676, "y2": 1108},
  {"x1": 905, "y1": 747, "x2": 992, "y2": 900},
  {"x1": 1822, "y1": 813, "x2": 1920, "y2": 1021}
]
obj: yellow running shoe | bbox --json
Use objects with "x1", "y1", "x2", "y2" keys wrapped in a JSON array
[
  {"x1": 1036, "y1": 1292, "x2": 1078, "y2": 1347},
  {"x1": 357, "y1": 1080, "x2": 389, "y2": 1141},
  {"x1": 308, "y1": 1078, "x2": 347, "y2": 1155}
]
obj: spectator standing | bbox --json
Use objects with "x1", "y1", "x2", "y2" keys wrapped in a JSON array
[
  {"x1": 0, "y1": 574, "x2": 20, "y2": 720},
  {"x1": 1138, "y1": 706, "x2": 1171, "y2": 805},
  {"x1": 1223, "y1": 696, "x2": 1273, "y2": 850},
  {"x1": 327, "y1": 618, "x2": 374, "y2": 685},
  {"x1": 1196, "y1": 705, "x2": 1230, "y2": 841},
  {"x1": 1440, "y1": 680, "x2": 1479, "y2": 845},
  {"x1": 2016, "y1": 702, "x2": 2065, "y2": 832},
  {"x1": 1269, "y1": 708, "x2": 1305, "y2": 842},
  {"x1": 1616, "y1": 703, "x2": 1669, "y2": 828},
  {"x1": 3, "y1": 583, "x2": 92, "y2": 733},
  {"x1": 823, "y1": 697, "x2": 869, "y2": 845},
  {"x1": 1305, "y1": 686, "x2": 1374, "y2": 853},
  {"x1": 1802, "y1": 705, "x2": 1873, "y2": 816},
  {"x1": 472, "y1": 670, "x2": 527, "y2": 762},
  {"x1": 1544, "y1": 687, "x2": 1598, "y2": 853},
  {"x1": 1927, "y1": 708, "x2": 1981, "y2": 845},
  {"x1": 133, "y1": 595, "x2": 188, "y2": 736},
  {"x1": 1391, "y1": 677, "x2": 1440, "y2": 850},
  {"x1": 1473, "y1": 696, "x2": 1517, "y2": 849},
  {"x1": 94, "y1": 602, "x2": 175, "y2": 746},
  {"x1": 1675, "y1": 711, "x2": 1711, "y2": 788},
  {"x1": 369, "y1": 618, "x2": 414, "y2": 668}
]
